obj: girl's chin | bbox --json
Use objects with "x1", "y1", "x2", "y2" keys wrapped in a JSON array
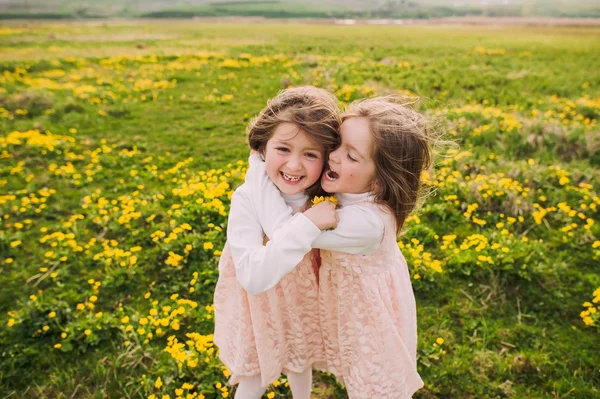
[
  {"x1": 273, "y1": 180, "x2": 306, "y2": 195},
  {"x1": 320, "y1": 186, "x2": 339, "y2": 194},
  {"x1": 320, "y1": 178, "x2": 339, "y2": 193}
]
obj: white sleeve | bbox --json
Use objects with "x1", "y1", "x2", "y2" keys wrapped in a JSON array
[
  {"x1": 244, "y1": 153, "x2": 294, "y2": 239},
  {"x1": 227, "y1": 188, "x2": 321, "y2": 295},
  {"x1": 310, "y1": 205, "x2": 384, "y2": 255}
]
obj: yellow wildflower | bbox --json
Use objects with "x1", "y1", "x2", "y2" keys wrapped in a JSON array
[{"x1": 312, "y1": 196, "x2": 338, "y2": 205}]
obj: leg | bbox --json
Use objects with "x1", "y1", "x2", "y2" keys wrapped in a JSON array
[
  {"x1": 286, "y1": 368, "x2": 313, "y2": 399},
  {"x1": 235, "y1": 375, "x2": 266, "y2": 399}
]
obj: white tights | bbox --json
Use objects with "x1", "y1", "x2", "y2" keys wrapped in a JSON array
[
  {"x1": 234, "y1": 368, "x2": 312, "y2": 399},
  {"x1": 286, "y1": 367, "x2": 313, "y2": 399},
  {"x1": 234, "y1": 375, "x2": 265, "y2": 399}
]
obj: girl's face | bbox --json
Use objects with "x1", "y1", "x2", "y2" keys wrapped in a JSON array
[
  {"x1": 321, "y1": 117, "x2": 377, "y2": 194},
  {"x1": 263, "y1": 122, "x2": 324, "y2": 195}
]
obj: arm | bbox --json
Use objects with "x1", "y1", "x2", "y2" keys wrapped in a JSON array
[
  {"x1": 227, "y1": 187, "x2": 321, "y2": 295},
  {"x1": 310, "y1": 205, "x2": 384, "y2": 255},
  {"x1": 244, "y1": 153, "x2": 294, "y2": 239}
]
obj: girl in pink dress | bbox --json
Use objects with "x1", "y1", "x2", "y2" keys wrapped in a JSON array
[
  {"x1": 213, "y1": 86, "x2": 341, "y2": 399},
  {"x1": 245, "y1": 96, "x2": 435, "y2": 398}
]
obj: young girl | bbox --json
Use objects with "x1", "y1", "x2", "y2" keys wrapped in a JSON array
[
  {"x1": 213, "y1": 86, "x2": 341, "y2": 399},
  {"x1": 245, "y1": 96, "x2": 435, "y2": 398}
]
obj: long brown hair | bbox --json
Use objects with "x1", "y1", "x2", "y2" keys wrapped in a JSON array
[
  {"x1": 247, "y1": 86, "x2": 341, "y2": 198},
  {"x1": 342, "y1": 95, "x2": 442, "y2": 233}
]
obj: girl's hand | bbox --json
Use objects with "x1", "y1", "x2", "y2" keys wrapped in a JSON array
[{"x1": 304, "y1": 201, "x2": 339, "y2": 231}]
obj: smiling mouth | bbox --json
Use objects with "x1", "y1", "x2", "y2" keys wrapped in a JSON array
[
  {"x1": 324, "y1": 166, "x2": 339, "y2": 181},
  {"x1": 281, "y1": 172, "x2": 304, "y2": 183}
]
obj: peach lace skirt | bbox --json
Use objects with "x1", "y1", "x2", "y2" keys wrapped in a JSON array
[
  {"x1": 318, "y1": 261, "x2": 424, "y2": 398},
  {"x1": 213, "y1": 245, "x2": 326, "y2": 387}
]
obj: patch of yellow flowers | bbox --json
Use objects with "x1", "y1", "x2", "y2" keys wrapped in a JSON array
[{"x1": 580, "y1": 287, "x2": 600, "y2": 327}]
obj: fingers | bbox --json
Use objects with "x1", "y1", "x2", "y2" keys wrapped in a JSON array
[
  {"x1": 331, "y1": 212, "x2": 339, "y2": 229},
  {"x1": 316, "y1": 201, "x2": 336, "y2": 210}
]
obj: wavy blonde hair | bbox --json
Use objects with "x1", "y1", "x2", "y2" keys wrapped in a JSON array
[
  {"x1": 247, "y1": 86, "x2": 341, "y2": 198},
  {"x1": 341, "y1": 95, "x2": 442, "y2": 232}
]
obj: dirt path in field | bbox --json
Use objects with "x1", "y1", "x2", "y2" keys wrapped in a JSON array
[{"x1": 5, "y1": 16, "x2": 600, "y2": 29}]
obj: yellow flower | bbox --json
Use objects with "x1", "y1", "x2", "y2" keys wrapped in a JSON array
[
  {"x1": 84, "y1": 329, "x2": 91, "y2": 336},
  {"x1": 48, "y1": 311, "x2": 56, "y2": 318},
  {"x1": 267, "y1": 393, "x2": 275, "y2": 399},
  {"x1": 10, "y1": 240, "x2": 21, "y2": 248},
  {"x1": 203, "y1": 242, "x2": 214, "y2": 250},
  {"x1": 165, "y1": 251, "x2": 183, "y2": 267},
  {"x1": 121, "y1": 316, "x2": 129, "y2": 324},
  {"x1": 54, "y1": 343, "x2": 62, "y2": 349},
  {"x1": 7, "y1": 318, "x2": 15, "y2": 327},
  {"x1": 312, "y1": 196, "x2": 338, "y2": 205},
  {"x1": 155, "y1": 376, "x2": 163, "y2": 389},
  {"x1": 436, "y1": 337, "x2": 445, "y2": 345}
]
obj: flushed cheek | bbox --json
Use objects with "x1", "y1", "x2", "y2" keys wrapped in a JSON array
[{"x1": 306, "y1": 165, "x2": 322, "y2": 185}]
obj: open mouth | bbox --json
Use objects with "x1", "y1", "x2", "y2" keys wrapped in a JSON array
[
  {"x1": 281, "y1": 171, "x2": 304, "y2": 183},
  {"x1": 324, "y1": 166, "x2": 339, "y2": 181}
]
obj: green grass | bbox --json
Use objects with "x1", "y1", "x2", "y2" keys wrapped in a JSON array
[{"x1": 0, "y1": 20, "x2": 599, "y2": 398}]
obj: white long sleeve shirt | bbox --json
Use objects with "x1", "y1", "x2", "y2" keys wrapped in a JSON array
[
  {"x1": 228, "y1": 154, "x2": 384, "y2": 295},
  {"x1": 245, "y1": 154, "x2": 384, "y2": 254},
  {"x1": 227, "y1": 185, "x2": 321, "y2": 296}
]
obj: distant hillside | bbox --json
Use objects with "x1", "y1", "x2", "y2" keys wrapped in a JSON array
[{"x1": 1, "y1": 0, "x2": 600, "y2": 19}]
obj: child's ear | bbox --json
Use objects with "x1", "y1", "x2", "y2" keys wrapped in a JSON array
[{"x1": 370, "y1": 180, "x2": 381, "y2": 193}]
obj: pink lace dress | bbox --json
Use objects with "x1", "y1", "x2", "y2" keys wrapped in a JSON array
[
  {"x1": 213, "y1": 200, "x2": 326, "y2": 387},
  {"x1": 318, "y1": 201, "x2": 424, "y2": 398}
]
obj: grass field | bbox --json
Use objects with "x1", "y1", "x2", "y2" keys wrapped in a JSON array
[
  {"x1": 2, "y1": 0, "x2": 600, "y2": 19},
  {"x1": 1, "y1": 20, "x2": 599, "y2": 398}
]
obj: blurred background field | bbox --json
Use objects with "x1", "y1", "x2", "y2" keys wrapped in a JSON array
[
  {"x1": 0, "y1": 16, "x2": 599, "y2": 399},
  {"x1": 2, "y1": 0, "x2": 600, "y2": 19}
]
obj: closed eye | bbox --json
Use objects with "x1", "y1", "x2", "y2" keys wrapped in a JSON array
[
  {"x1": 347, "y1": 153, "x2": 357, "y2": 162},
  {"x1": 276, "y1": 147, "x2": 290, "y2": 152}
]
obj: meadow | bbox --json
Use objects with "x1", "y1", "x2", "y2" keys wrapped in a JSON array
[
  {"x1": 2, "y1": 0, "x2": 600, "y2": 19},
  {"x1": 0, "y1": 20, "x2": 599, "y2": 398}
]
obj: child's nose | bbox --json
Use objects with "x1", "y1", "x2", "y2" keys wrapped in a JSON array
[
  {"x1": 329, "y1": 149, "x2": 340, "y2": 163},
  {"x1": 287, "y1": 156, "x2": 302, "y2": 171}
]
